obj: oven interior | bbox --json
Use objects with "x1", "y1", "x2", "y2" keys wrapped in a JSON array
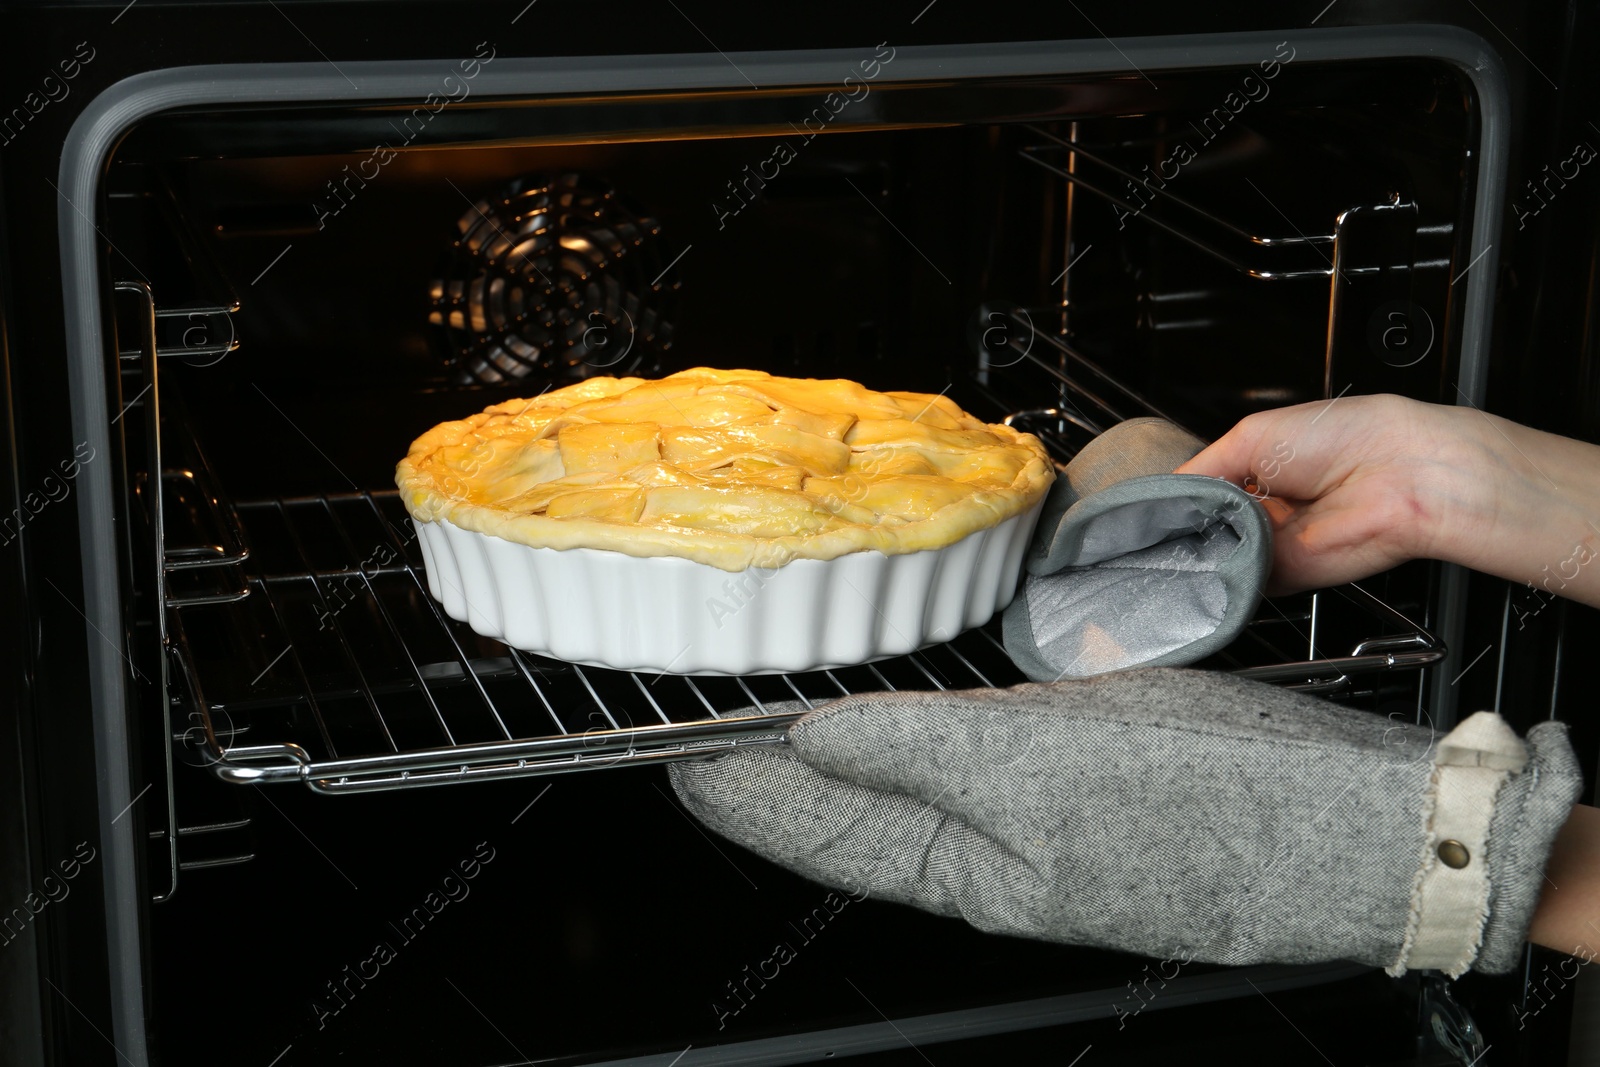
[{"x1": 99, "y1": 54, "x2": 1491, "y2": 1065}]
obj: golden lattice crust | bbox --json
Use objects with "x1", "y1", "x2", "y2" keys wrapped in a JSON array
[{"x1": 396, "y1": 367, "x2": 1055, "y2": 571}]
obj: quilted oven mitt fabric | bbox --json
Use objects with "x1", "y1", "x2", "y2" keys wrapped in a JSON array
[
  {"x1": 1002, "y1": 417, "x2": 1272, "y2": 681},
  {"x1": 669, "y1": 669, "x2": 1581, "y2": 977}
]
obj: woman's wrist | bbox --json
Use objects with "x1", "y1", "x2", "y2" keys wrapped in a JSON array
[
  {"x1": 1397, "y1": 400, "x2": 1505, "y2": 570},
  {"x1": 1420, "y1": 403, "x2": 1600, "y2": 608},
  {"x1": 1527, "y1": 804, "x2": 1600, "y2": 955}
]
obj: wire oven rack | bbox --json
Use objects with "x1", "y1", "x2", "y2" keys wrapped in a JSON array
[
  {"x1": 166, "y1": 370, "x2": 1445, "y2": 793},
  {"x1": 170, "y1": 495, "x2": 1030, "y2": 794}
]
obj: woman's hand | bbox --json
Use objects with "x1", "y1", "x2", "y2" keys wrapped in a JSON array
[
  {"x1": 1175, "y1": 394, "x2": 1600, "y2": 607},
  {"x1": 1174, "y1": 394, "x2": 1466, "y2": 593}
]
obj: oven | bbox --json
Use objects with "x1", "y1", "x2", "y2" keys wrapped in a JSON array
[{"x1": 2, "y1": 2, "x2": 1597, "y2": 1064}]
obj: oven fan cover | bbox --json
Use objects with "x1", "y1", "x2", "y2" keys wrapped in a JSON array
[{"x1": 428, "y1": 173, "x2": 679, "y2": 385}]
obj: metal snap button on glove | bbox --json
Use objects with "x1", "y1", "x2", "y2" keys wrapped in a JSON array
[
  {"x1": 1002, "y1": 418, "x2": 1272, "y2": 681},
  {"x1": 668, "y1": 669, "x2": 1581, "y2": 977}
]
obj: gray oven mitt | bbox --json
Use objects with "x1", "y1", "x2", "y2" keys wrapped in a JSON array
[
  {"x1": 1002, "y1": 418, "x2": 1271, "y2": 681},
  {"x1": 669, "y1": 669, "x2": 1581, "y2": 977}
]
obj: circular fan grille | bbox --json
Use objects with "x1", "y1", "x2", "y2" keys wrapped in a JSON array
[{"x1": 429, "y1": 173, "x2": 679, "y2": 385}]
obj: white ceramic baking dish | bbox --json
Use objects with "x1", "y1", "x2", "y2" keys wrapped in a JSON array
[{"x1": 413, "y1": 499, "x2": 1044, "y2": 675}]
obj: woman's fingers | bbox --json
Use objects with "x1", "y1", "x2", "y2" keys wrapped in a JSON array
[
  {"x1": 1263, "y1": 488, "x2": 1428, "y2": 594},
  {"x1": 1174, "y1": 413, "x2": 1277, "y2": 483},
  {"x1": 1175, "y1": 402, "x2": 1344, "y2": 499}
]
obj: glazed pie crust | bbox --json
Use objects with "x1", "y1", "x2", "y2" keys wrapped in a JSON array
[{"x1": 396, "y1": 367, "x2": 1054, "y2": 572}]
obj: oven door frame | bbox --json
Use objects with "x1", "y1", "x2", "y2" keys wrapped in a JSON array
[{"x1": 56, "y1": 27, "x2": 1511, "y2": 1061}]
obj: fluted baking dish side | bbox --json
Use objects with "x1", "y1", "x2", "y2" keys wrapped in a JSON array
[{"x1": 412, "y1": 500, "x2": 1043, "y2": 675}]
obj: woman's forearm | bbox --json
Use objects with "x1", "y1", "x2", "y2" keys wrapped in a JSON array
[
  {"x1": 1423, "y1": 406, "x2": 1600, "y2": 610},
  {"x1": 1416, "y1": 408, "x2": 1600, "y2": 957}
]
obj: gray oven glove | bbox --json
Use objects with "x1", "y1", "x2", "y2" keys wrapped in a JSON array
[
  {"x1": 1002, "y1": 417, "x2": 1272, "y2": 681},
  {"x1": 668, "y1": 669, "x2": 1581, "y2": 977}
]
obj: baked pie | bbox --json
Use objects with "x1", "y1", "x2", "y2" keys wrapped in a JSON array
[
  {"x1": 397, "y1": 367, "x2": 1054, "y2": 570},
  {"x1": 396, "y1": 367, "x2": 1053, "y2": 674}
]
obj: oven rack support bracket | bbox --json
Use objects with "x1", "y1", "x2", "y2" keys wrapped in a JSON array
[
  {"x1": 118, "y1": 279, "x2": 254, "y2": 901},
  {"x1": 115, "y1": 279, "x2": 251, "y2": 607},
  {"x1": 116, "y1": 300, "x2": 240, "y2": 364},
  {"x1": 1017, "y1": 125, "x2": 1424, "y2": 283}
]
